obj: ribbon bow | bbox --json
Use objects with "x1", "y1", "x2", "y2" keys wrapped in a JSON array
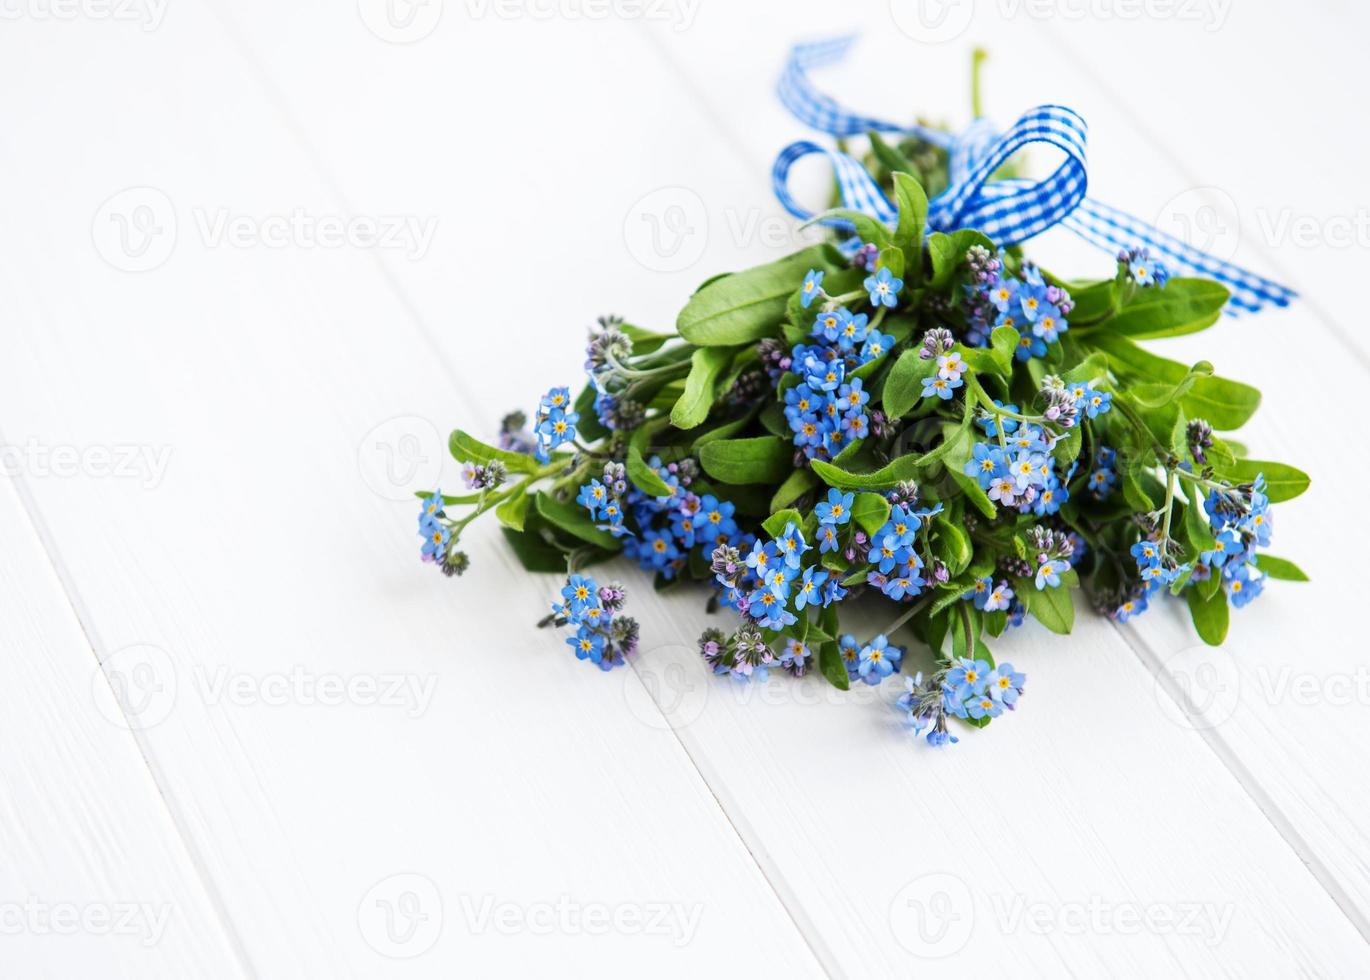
[{"x1": 771, "y1": 36, "x2": 1293, "y2": 315}]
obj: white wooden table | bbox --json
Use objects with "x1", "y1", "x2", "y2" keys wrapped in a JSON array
[{"x1": 1, "y1": 1, "x2": 1365, "y2": 976}]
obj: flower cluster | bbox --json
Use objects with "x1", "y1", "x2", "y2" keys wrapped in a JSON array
[
  {"x1": 1199, "y1": 474, "x2": 1272, "y2": 608},
  {"x1": 837, "y1": 633, "x2": 904, "y2": 686},
  {"x1": 1118, "y1": 247, "x2": 1170, "y2": 288},
  {"x1": 1024, "y1": 525, "x2": 1075, "y2": 589},
  {"x1": 496, "y1": 411, "x2": 537, "y2": 455},
  {"x1": 710, "y1": 521, "x2": 844, "y2": 631},
  {"x1": 962, "y1": 245, "x2": 1074, "y2": 356},
  {"x1": 964, "y1": 422, "x2": 1069, "y2": 517},
  {"x1": 698, "y1": 624, "x2": 781, "y2": 680},
  {"x1": 1087, "y1": 446, "x2": 1119, "y2": 501},
  {"x1": 409, "y1": 39, "x2": 1304, "y2": 758},
  {"x1": 416, "y1": 490, "x2": 468, "y2": 577},
  {"x1": 784, "y1": 269, "x2": 900, "y2": 462},
  {"x1": 459, "y1": 459, "x2": 507, "y2": 492},
  {"x1": 549, "y1": 574, "x2": 640, "y2": 671},
  {"x1": 534, "y1": 386, "x2": 579, "y2": 462},
  {"x1": 897, "y1": 657, "x2": 1027, "y2": 746},
  {"x1": 920, "y1": 329, "x2": 968, "y2": 401},
  {"x1": 863, "y1": 498, "x2": 940, "y2": 603},
  {"x1": 618, "y1": 459, "x2": 751, "y2": 582},
  {"x1": 576, "y1": 461, "x2": 630, "y2": 536}
]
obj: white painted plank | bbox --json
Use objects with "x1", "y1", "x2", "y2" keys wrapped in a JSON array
[
  {"x1": 216, "y1": 0, "x2": 1369, "y2": 974},
  {"x1": 1002, "y1": 4, "x2": 1370, "y2": 932},
  {"x1": 632, "y1": 5, "x2": 1370, "y2": 971},
  {"x1": 0, "y1": 10, "x2": 824, "y2": 978},
  {"x1": 0, "y1": 476, "x2": 243, "y2": 978}
]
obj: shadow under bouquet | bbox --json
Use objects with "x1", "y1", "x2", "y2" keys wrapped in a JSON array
[{"x1": 415, "y1": 42, "x2": 1308, "y2": 746}]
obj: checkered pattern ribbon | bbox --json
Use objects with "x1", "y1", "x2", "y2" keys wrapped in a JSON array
[{"x1": 772, "y1": 36, "x2": 1294, "y2": 314}]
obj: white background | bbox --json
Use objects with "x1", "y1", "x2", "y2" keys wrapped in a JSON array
[{"x1": 1, "y1": 0, "x2": 1366, "y2": 977}]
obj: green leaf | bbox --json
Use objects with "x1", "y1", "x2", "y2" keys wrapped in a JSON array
[
  {"x1": 1183, "y1": 483, "x2": 1218, "y2": 556},
  {"x1": 534, "y1": 494, "x2": 619, "y2": 549},
  {"x1": 876, "y1": 245, "x2": 905, "y2": 281},
  {"x1": 1104, "y1": 278, "x2": 1230, "y2": 340},
  {"x1": 692, "y1": 412, "x2": 756, "y2": 450},
  {"x1": 627, "y1": 442, "x2": 674, "y2": 497},
  {"x1": 770, "y1": 468, "x2": 818, "y2": 511},
  {"x1": 852, "y1": 492, "x2": 891, "y2": 536},
  {"x1": 494, "y1": 488, "x2": 529, "y2": 531},
  {"x1": 762, "y1": 508, "x2": 805, "y2": 539},
  {"x1": 882, "y1": 349, "x2": 937, "y2": 418},
  {"x1": 449, "y1": 429, "x2": 540, "y2": 474},
  {"x1": 927, "y1": 229, "x2": 995, "y2": 289},
  {"x1": 933, "y1": 515, "x2": 973, "y2": 574},
  {"x1": 500, "y1": 526, "x2": 568, "y2": 573},
  {"x1": 868, "y1": 131, "x2": 920, "y2": 176},
  {"x1": 1186, "y1": 586, "x2": 1230, "y2": 646},
  {"x1": 959, "y1": 331, "x2": 1015, "y2": 380},
  {"x1": 891, "y1": 173, "x2": 927, "y2": 282},
  {"x1": 671, "y1": 346, "x2": 737, "y2": 429},
  {"x1": 698, "y1": 436, "x2": 793, "y2": 485},
  {"x1": 1254, "y1": 554, "x2": 1309, "y2": 582},
  {"x1": 818, "y1": 640, "x2": 851, "y2": 691},
  {"x1": 1087, "y1": 332, "x2": 1260, "y2": 430},
  {"x1": 1225, "y1": 459, "x2": 1310, "y2": 502},
  {"x1": 1016, "y1": 579, "x2": 1075, "y2": 635},
  {"x1": 677, "y1": 244, "x2": 844, "y2": 346},
  {"x1": 1065, "y1": 278, "x2": 1117, "y2": 321},
  {"x1": 946, "y1": 456, "x2": 996, "y2": 520},
  {"x1": 801, "y1": 209, "x2": 892, "y2": 250},
  {"x1": 810, "y1": 454, "x2": 920, "y2": 491},
  {"x1": 989, "y1": 325, "x2": 1019, "y2": 372}
]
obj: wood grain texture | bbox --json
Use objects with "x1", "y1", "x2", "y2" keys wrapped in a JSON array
[
  {"x1": 0, "y1": 478, "x2": 243, "y2": 978},
  {"x1": 0, "y1": 0, "x2": 1365, "y2": 976},
  {"x1": 0, "y1": 7, "x2": 823, "y2": 978},
  {"x1": 215, "y1": 0, "x2": 1369, "y2": 975},
  {"x1": 1019, "y1": 8, "x2": 1370, "y2": 935}
]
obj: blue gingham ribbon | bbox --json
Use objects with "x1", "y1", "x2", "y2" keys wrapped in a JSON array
[{"x1": 773, "y1": 36, "x2": 1294, "y2": 314}]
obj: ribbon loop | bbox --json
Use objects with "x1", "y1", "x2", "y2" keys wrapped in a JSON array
[{"x1": 771, "y1": 37, "x2": 1295, "y2": 315}]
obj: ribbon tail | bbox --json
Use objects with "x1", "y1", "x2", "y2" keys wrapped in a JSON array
[{"x1": 1063, "y1": 199, "x2": 1296, "y2": 315}]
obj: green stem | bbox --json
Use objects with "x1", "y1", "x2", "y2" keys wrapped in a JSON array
[
  {"x1": 1159, "y1": 466, "x2": 1177, "y2": 554},
  {"x1": 605, "y1": 351, "x2": 683, "y2": 381},
  {"x1": 971, "y1": 49, "x2": 988, "y2": 118},
  {"x1": 957, "y1": 602, "x2": 975, "y2": 660},
  {"x1": 879, "y1": 596, "x2": 932, "y2": 639},
  {"x1": 450, "y1": 458, "x2": 564, "y2": 535}
]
